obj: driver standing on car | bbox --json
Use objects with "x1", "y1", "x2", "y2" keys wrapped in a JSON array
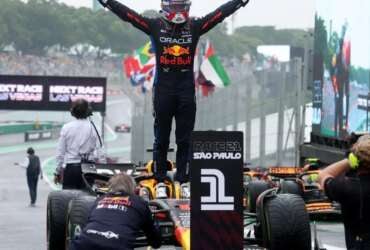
[
  {"x1": 97, "y1": 0, "x2": 250, "y2": 198},
  {"x1": 319, "y1": 134, "x2": 370, "y2": 250},
  {"x1": 69, "y1": 173, "x2": 162, "y2": 250},
  {"x1": 55, "y1": 98, "x2": 102, "y2": 189}
]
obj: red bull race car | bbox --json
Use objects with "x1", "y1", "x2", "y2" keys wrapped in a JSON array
[{"x1": 47, "y1": 162, "x2": 313, "y2": 250}]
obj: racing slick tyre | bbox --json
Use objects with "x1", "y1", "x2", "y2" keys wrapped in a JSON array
[
  {"x1": 261, "y1": 194, "x2": 311, "y2": 250},
  {"x1": 65, "y1": 195, "x2": 96, "y2": 249},
  {"x1": 47, "y1": 190, "x2": 83, "y2": 250},
  {"x1": 246, "y1": 181, "x2": 270, "y2": 213},
  {"x1": 280, "y1": 180, "x2": 303, "y2": 197}
]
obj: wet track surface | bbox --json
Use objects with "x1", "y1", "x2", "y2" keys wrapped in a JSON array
[
  {"x1": 0, "y1": 95, "x2": 347, "y2": 250},
  {"x1": 0, "y1": 152, "x2": 348, "y2": 250}
]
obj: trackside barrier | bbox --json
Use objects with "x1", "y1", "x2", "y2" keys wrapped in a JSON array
[{"x1": 25, "y1": 129, "x2": 60, "y2": 142}]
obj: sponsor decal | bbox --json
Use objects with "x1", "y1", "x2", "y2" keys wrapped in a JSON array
[
  {"x1": 163, "y1": 45, "x2": 190, "y2": 57},
  {"x1": 160, "y1": 56, "x2": 191, "y2": 66},
  {"x1": 86, "y1": 229, "x2": 119, "y2": 240},
  {"x1": 159, "y1": 37, "x2": 192, "y2": 44},
  {"x1": 201, "y1": 11, "x2": 222, "y2": 30},
  {"x1": 0, "y1": 84, "x2": 43, "y2": 102},
  {"x1": 96, "y1": 196, "x2": 131, "y2": 212},
  {"x1": 127, "y1": 12, "x2": 149, "y2": 29}
]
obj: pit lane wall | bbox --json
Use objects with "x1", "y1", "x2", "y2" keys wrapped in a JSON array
[
  {"x1": 0, "y1": 122, "x2": 62, "y2": 146},
  {"x1": 130, "y1": 59, "x2": 311, "y2": 167}
]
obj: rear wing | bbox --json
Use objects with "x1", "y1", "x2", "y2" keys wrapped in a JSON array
[
  {"x1": 82, "y1": 162, "x2": 137, "y2": 176},
  {"x1": 268, "y1": 166, "x2": 300, "y2": 178}
]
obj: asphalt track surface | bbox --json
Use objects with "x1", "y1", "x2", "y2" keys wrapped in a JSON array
[{"x1": 0, "y1": 95, "x2": 346, "y2": 250}]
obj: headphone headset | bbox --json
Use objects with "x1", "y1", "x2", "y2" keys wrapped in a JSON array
[{"x1": 348, "y1": 152, "x2": 360, "y2": 170}]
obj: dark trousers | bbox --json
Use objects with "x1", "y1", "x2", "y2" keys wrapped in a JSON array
[
  {"x1": 70, "y1": 235, "x2": 125, "y2": 250},
  {"x1": 62, "y1": 163, "x2": 85, "y2": 190},
  {"x1": 27, "y1": 174, "x2": 38, "y2": 204},
  {"x1": 152, "y1": 89, "x2": 196, "y2": 184}
]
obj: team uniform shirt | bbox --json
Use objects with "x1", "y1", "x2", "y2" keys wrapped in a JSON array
[
  {"x1": 105, "y1": 0, "x2": 247, "y2": 183},
  {"x1": 325, "y1": 175, "x2": 370, "y2": 249},
  {"x1": 70, "y1": 192, "x2": 161, "y2": 250},
  {"x1": 19, "y1": 157, "x2": 30, "y2": 169},
  {"x1": 56, "y1": 119, "x2": 99, "y2": 169}
]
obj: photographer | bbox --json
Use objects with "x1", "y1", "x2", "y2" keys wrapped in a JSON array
[{"x1": 319, "y1": 134, "x2": 370, "y2": 250}]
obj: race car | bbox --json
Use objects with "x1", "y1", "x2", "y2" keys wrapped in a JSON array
[
  {"x1": 114, "y1": 123, "x2": 131, "y2": 133},
  {"x1": 47, "y1": 162, "x2": 312, "y2": 250},
  {"x1": 254, "y1": 166, "x2": 341, "y2": 215}
]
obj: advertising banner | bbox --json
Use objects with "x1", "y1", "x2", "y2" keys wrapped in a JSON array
[{"x1": 0, "y1": 75, "x2": 106, "y2": 112}]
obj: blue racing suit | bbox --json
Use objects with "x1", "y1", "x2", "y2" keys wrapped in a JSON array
[{"x1": 104, "y1": 0, "x2": 248, "y2": 183}]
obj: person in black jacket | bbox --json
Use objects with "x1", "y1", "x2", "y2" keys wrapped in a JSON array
[
  {"x1": 15, "y1": 147, "x2": 42, "y2": 206},
  {"x1": 319, "y1": 134, "x2": 370, "y2": 250},
  {"x1": 97, "y1": 0, "x2": 250, "y2": 198},
  {"x1": 69, "y1": 173, "x2": 161, "y2": 250}
]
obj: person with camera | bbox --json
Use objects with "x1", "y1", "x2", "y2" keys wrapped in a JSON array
[
  {"x1": 319, "y1": 134, "x2": 370, "y2": 250},
  {"x1": 69, "y1": 173, "x2": 162, "y2": 250},
  {"x1": 55, "y1": 98, "x2": 103, "y2": 189}
]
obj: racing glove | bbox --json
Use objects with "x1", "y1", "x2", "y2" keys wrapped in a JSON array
[{"x1": 97, "y1": 0, "x2": 109, "y2": 7}]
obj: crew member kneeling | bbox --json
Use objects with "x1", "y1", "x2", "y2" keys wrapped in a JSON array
[
  {"x1": 319, "y1": 134, "x2": 370, "y2": 250},
  {"x1": 69, "y1": 173, "x2": 162, "y2": 250}
]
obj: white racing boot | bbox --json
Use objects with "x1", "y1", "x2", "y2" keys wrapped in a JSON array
[{"x1": 155, "y1": 182, "x2": 168, "y2": 199}]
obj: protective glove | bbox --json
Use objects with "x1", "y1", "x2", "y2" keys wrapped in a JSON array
[{"x1": 97, "y1": 0, "x2": 109, "y2": 7}]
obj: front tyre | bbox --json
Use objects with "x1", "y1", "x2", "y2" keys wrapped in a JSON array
[
  {"x1": 261, "y1": 194, "x2": 311, "y2": 250},
  {"x1": 65, "y1": 195, "x2": 96, "y2": 249},
  {"x1": 47, "y1": 190, "x2": 82, "y2": 250}
]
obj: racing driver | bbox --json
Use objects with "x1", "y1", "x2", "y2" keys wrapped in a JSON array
[{"x1": 98, "y1": 0, "x2": 250, "y2": 198}]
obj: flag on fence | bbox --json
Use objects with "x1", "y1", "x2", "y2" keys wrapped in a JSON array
[
  {"x1": 199, "y1": 40, "x2": 230, "y2": 88},
  {"x1": 123, "y1": 42, "x2": 155, "y2": 92},
  {"x1": 123, "y1": 40, "x2": 229, "y2": 95}
]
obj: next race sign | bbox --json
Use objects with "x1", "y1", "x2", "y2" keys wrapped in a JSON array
[{"x1": 0, "y1": 75, "x2": 106, "y2": 112}]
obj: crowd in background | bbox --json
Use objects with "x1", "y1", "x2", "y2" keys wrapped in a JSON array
[{"x1": 0, "y1": 52, "x2": 122, "y2": 78}]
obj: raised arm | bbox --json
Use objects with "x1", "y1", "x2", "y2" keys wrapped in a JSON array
[
  {"x1": 98, "y1": 0, "x2": 153, "y2": 35},
  {"x1": 195, "y1": 0, "x2": 249, "y2": 35}
]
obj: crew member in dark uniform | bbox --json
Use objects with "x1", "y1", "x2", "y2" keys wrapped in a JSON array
[
  {"x1": 16, "y1": 147, "x2": 42, "y2": 206},
  {"x1": 69, "y1": 173, "x2": 161, "y2": 250},
  {"x1": 319, "y1": 134, "x2": 370, "y2": 250},
  {"x1": 97, "y1": 0, "x2": 250, "y2": 198}
]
